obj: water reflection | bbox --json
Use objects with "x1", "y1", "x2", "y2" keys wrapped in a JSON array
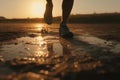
[
  {"x1": 34, "y1": 24, "x2": 49, "y2": 33},
  {"x1": 0, "y1": 36, "x2": 48, "y2": 60},
  {"x1": 1, "y1": 33, "x2": 120, "y2": 61},
  {"x1": 53, "y1": 43, "x2": 63, "y2": 56},
  {"x1": 34, "y1": 24, "x2": 44, "y2": 32},
  {"x1": 0, "y1": 23, "x2": 65, "y2": 61},
  {"x1": 0, "y1": 35, "x2": 71, "y2": 61},
  {"x1": 111, "y1": 44, "x2": 120, "y2": 53},
  {"x1": 75, "y1": 36, "x2": 120, "y2": 53}
]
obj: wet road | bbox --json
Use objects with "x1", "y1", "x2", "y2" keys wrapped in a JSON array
[{"x1": 0, "y1": 23, "x2": 120, "y2": 80}]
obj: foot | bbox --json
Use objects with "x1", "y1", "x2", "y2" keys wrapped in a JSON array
[
  {"x1": 59, "y1": 24, "x2": 73, "y2": 38},
  {"x1": 44, "y1": 1, "x2": 53, "y2": 25}
]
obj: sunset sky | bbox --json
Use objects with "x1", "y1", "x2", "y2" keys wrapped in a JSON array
[{"x1": 0, "y1": 0, "x2": 120, "y2": 18}]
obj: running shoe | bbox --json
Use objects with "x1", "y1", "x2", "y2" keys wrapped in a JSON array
[{"x1": 59, "y1": 24, "x2": 73, "y2": 38}]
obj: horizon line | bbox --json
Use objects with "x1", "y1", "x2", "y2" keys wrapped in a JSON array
[{"x1": 1, "y1": 12, "x2": 120, "y2": 19}]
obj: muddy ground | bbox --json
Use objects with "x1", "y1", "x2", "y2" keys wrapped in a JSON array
[{"x1": 0, "y1": 23, "x2": 120, "y2": 80}]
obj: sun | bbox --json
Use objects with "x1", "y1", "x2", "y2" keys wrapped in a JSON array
[{"x1": 32, "y1": 1, "x2": 45, "y2": 18}]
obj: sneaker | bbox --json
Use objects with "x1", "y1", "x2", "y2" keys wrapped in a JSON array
[
  {"x1": 44, "y1": 2, "x2": 53, "y2": 25},
  {"x1": 59, "y1": 24, "x2": 73, "y2": 38}
]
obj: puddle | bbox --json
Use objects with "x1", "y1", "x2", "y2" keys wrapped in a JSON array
[
  {"x1": 0, "y1": 36, "x2": 65, "y2": 61},
  {"x1": 1, "y1": 35, "x2": 120, "y2": 61},
  {"x1": 53, "y1": 43, "x2": 63, "y2": 56},
  {"x1": 75, "y1": 36, "x2": 113, "y2": 47},
  {"x1": 111, "y1": 44, "x2": 120, "y2": 53},
  {"x1": 75, "y1": 36, "x2": 120, "y2": 53}
]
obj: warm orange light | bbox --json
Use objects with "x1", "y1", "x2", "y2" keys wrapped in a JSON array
[
  {"x1": 35, "y1": 24, "x2": 44, "y2": 31},
  {"x1": 32, "y1": 1, "x2": 45, "y2": 18}
]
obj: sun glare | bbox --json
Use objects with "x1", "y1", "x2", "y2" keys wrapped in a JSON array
[
  {"x1": 35, "y1": 24, "x2": 44, "y2": 31},
  {"x1": 32, "y1": 1, "x2": 45, "y2": 18}
]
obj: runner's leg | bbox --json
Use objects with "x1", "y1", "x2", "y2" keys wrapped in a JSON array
[
  {"x1": 59, "y1": 0, "x2": 74, "y2": 38},
  {"x1": 61, "y1": 0, "x2": 74, "y2": 25},
  {"x1": 44, "y1": 0, "x2": 53, "y2": 25}
]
